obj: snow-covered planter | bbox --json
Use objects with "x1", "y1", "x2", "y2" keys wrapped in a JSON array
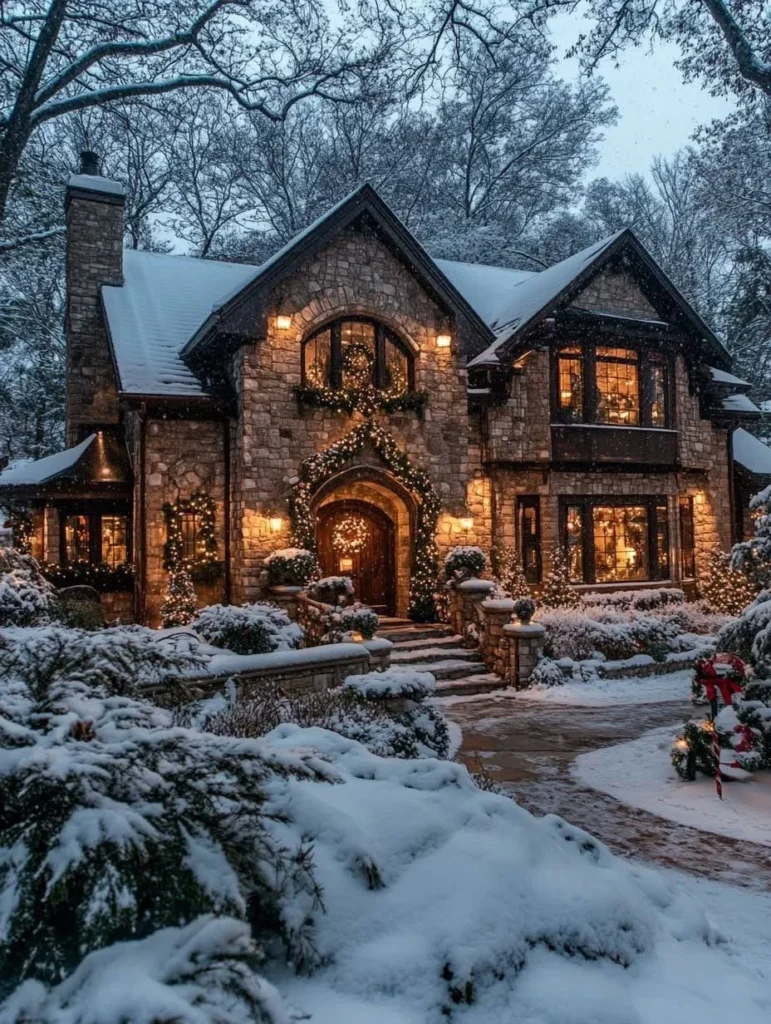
[
  {"x1": 308, "y1": 575, "x2": 355, "y2": 606},
  {"x1": 264, "y1": 547, "x2": 319, "y2": 587},
  {"x1": 0, "y1": 549, "x2": 58, "y2": 627},
  {"x1": 192, "y1": 602, "x2": 303, "y2": 656},
  {"x1": 344, "y1": 667, "x2": 437, "y2": 701},
  {"x1": 0, "y1": 648, "x2": 332, "y2": 994},
  {"x1": 512, "y1": 596, "x2": 536, "y2": 624},
  {"x1": 444, "y1": 545, "x2": 485, "y2": 582},
  {"x1": 339, "y1": 604, "x2": 379, "y2": 639},
  {"x1": 0, "y1": 917, "x2": 287, "y2": 1024}
]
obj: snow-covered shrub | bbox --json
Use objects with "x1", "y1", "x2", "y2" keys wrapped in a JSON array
[
  {"x1": 0, "y1": 548, "x2": 58, "y2": 627},
  {"x1": 194, "y1": 677, "x2": 449, "y2": 760},
  {"x1": 308, "y1": 575, "x2": 354, "y2": 605},
  {"x1": 0, "y1": 917, "x2": 287, "y2": 1024},
  {"x1": 736, "y1": 680, "x2": 771, "y2": 767},
  {"x1": 528, "y1": 655, "x2": 567, "y2": 688},
  {"x1": 264, "y1": 548, "x2": 319, "y2": 587},
  {"x1": 717, "y1": 590, "x2": 771, "y2": 668},
  {"x1": 0, "y1": 650, "x2": 331, "y2": 994},
  {"x1": 57, "y1": 594, "x2": 105, "y2": 631},
  {"x1": 193, "y1": 602, "x2": 303, "y2": 655},
  {"x1": 444, "y1": 545, "x2": 485, "y2": 582},
  {"x1": 0, "y1": 625, "x2": 206, "y2": 697},
  {"x1": 344, "y1": 667, "x2": 436, "y2": 701},
  {"x1": 656, "y1": 601, "x2": 731, "y2": 636},
  {"x1": 512, "y1": 596, "x2": 536, "y2": 623},
  {"x1": 540, "y1": 609, "x2": 638, "y2": 662},
  {"x1": 581, "y1": 588, "x2": 685, "y2": 612},
  {"x1": 339, "y1": 604, "x2": 379, "y2": 639}
]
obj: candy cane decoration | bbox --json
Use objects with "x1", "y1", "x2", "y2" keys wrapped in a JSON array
[{"x1": 712, "y1": 723, "x2": 723, "y2": 801}]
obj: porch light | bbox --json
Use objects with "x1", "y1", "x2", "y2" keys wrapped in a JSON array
[
  {"x1": 268, "y1": 515, "x2": 284, "y2": 533},
  {"x1": 459, "y1": 515, "x2": 474, "y2": 532},
  {"x1": 276, "y1": 314, "x2": 292, "y2": 330},
  {"x1": 436, "y1": 333, "x2": 452, "y2": 348}
]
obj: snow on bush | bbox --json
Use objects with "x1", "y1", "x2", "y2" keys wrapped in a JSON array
[
  {"x1": 192, "y1": 602, "x2": 303, "y2": 656},
  {"x1": 264, "y1": 548, "x2": 318, "y2": 588},
  {"x1": 0, "y1": 917, "x2": 288, "y2": 1024},
  {"x1": 344, "y1": 668, "x2": 437, "y2": 701},
  {"x1": 308, "y1": 576, "x2": 354, "y2": 605},
  {"x1": 580, "y1": 588, "x2": 685, "y2": 611},
  {"x1": 339, "y1": 604, "x2": 379, "y2": 639},
  {"x1": 528, "y1": 656, "x2": 567, "y2": 688},
  {"x1": 0, "y1": 549, "x2": 58, "y2": 627},
  {"x1": 0, "y1": 647, "x2": 334, "y2": 994},
  {"x1": 259, "y1": 725, "x2": 724, "y2": 1020},
  {"x1": 444, "y1": 545, "x2": 485, "y2": 582}
]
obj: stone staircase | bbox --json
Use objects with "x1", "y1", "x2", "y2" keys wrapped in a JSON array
[{"x1": 375, "y1": 618, "x2": 506, "y2": 697}]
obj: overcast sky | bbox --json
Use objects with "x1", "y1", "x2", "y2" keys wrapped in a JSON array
[{"x1": 549, "y1": 11, "x2": 735, "y2": 180}]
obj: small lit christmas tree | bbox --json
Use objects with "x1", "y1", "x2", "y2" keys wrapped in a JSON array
[
  {"x1": 491, "y1": 543, "x2": 530, "y2": 600},
  {"x1": 160, "y1": 567, "x2": 197, "y2": 627},
  {"x1": 540, "y1": 547, "x2": 579, "y2": 608},
  {"x1": 699, "y1": 550, "x2": 758, "y2": 616}
]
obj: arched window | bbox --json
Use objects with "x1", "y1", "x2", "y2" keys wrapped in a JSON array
[{"x1": 302, "y1": 318, "x2": 414, "y2": 393}]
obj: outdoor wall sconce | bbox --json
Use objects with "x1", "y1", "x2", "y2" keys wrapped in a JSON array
[
  {"x1": 436, "y1": 333, "x2": 452, "y2": 348},
  {"x1": 268, "y1": 515, "x2": 284, "y2": 532},
  {"x1": 459, "y1": 515, "x2": 474, "y2": 532},
  {"x1": 276, "y1": 314, "x2": 292, "y2": 330}
]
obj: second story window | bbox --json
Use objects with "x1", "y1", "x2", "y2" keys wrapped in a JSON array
[
  {"x1": 554, "y1": 342, "x2": 670, "y2": 428},
  {"x1": 302, "y1": 318, "x2": 414, "y2": 393}
]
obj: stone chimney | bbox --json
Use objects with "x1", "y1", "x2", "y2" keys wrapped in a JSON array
[{"x1": 64, "y1": 151, "x2": 125, "y2": 445}]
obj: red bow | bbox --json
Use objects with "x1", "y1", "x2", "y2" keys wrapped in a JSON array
[{"x1": 695, "y1": 653, "x2": 746, "y2": 706}]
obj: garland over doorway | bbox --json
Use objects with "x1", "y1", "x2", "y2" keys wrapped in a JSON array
[{"x1": 289, "y1": 421, "x2": 440, "y2": 621}]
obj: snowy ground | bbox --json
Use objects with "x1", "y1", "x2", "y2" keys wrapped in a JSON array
[
  {"x1": 573, "y1": 724, "x2": 771, "y2": 847},
  {"x1": 432, "y1": 668, "x2": 693, "y2": 709}
]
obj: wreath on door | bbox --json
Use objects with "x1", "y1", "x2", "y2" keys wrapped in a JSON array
[{"x1": 332, "y1": 514, "x2": 369, "y2": 554}]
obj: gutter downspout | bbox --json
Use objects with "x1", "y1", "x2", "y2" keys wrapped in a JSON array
[{"x1": 138, "y1": 403, "x2": 148, "y2": 623}]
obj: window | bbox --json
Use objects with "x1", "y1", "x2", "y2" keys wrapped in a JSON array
[
  {"x1": 60, "y1": 509, "x2": 130, "y2": 565},
  {"x1": 561, "y1": 498, "x2": 670, "y2": 584},
  {"x1": 180, "y1": 512, "x2": 205, "y2": 561},
  {"x1": 516, "y1": 496, "x2": 541, "y2": 583},
  {"x1": 553, "y1": 343, "x2": 670, "y2": 427},
  {"x1": 302, "y1": 318, "x2": 414, "y2": 393},
  {"x1": 679, "y1": 496, "x2": 696, "y2": 578}
]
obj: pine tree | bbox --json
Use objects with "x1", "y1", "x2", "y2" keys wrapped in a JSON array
[
  {"x1": 699, "y1": 550, "x2": 758, "y2": 616},
  {"x1": 160, "y1": 567, "x2": 197, "y2": 627},
  {"x1": 540, "y1": 548, "x2": 579, "y2": 608},
  {"x1": 491, "y1": 543, "x2": 530, "y2": 599}
]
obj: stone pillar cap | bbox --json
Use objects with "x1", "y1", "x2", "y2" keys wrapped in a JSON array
[{"x1": 503, "y1": 622, "x2": 546, "y2": 638}]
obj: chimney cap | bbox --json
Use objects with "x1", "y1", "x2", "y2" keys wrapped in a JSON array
[{"x1": 79, "y1": 150, "x2": 100, "y2": 176}]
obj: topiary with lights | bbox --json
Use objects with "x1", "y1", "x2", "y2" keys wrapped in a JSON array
[
  {"x1": 491, "y1": 543, "x2": 530, "y2": 599},
  {"x1": 540, "y1": 547, "x2": 579, "y2": 608},
  {"x1": 699, "y1": 550, "x2": 758, "y2": 616},
  {"x1": 289, "y1": 422, "x2": 441, "y2": 621},
  {"x1": 160, "y1": 567, "x2": 198, "y2": 627}
]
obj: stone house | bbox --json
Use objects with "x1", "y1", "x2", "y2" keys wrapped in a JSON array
[{"x1": 2, "y1": 154, "x2": 771, "y2": 624}]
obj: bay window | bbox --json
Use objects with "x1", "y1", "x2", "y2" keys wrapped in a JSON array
[
  {"x1": 60, "y1": 507, "x2": 130, "y2": 565},
  {"x1": 561, "y1": 497, "x2": 670, "y2": 584},
  {"x1": 553, "y1": 342, "x2": 671, "y2": 427}
]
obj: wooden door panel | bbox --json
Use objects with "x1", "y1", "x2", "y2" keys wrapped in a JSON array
[{"x1": 316, "y1": 500, "x2": 395, "y2": 615}]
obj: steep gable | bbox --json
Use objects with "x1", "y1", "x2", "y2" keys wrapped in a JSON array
[{"x1": 569, "y1": 267, "x2": 661, "y2": 321}]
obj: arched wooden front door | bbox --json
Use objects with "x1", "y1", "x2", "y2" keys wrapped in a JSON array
[{"x1": 316, "y1": 499, "x2": 396, "y2": 615}]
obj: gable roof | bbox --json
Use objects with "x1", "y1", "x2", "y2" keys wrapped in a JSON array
[
  {"x1": 0, "y1": 433, "x2": 96, "y2": 488},
  {"x1": 734, "y1": 427, "x2": 771, "y2": 476}
]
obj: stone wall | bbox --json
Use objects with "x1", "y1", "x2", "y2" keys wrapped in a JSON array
[
  {"x1": 65, "y1": 190, "x2": 122, "y2": 444},
  {"x1": 485, "y1": 349, "x2": 551, "y2": 464},
  {"x1": 143, "y1": 417, "x2": 226, "y2": 625},
  {"x1": 229, "y1": 222, "x2": 485, "y2": 604},
  {"x1": 570, "y1": 268, "x2": 660, "y2": 319}
]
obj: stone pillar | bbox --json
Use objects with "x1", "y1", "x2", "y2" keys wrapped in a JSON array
[
  {"x1": 480, "y1": 598, "x2": 515, "y2": 677},
  {"x1": 269, "y1": 585, "x2": 304, "y2": 620},
  {"x1": 453, "y1": 578, "x2": 496, "y2": 645},
  {"x1": 503, "y1": 622, "x2": 546, "y2": 689}
]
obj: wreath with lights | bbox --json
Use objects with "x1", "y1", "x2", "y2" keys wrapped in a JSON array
[
  {"x1": 289, "y1": 422, "x2": 441, "y2": 621},
  {"x1": 163, "y1": 491, "x2": 221, "y2": 579},
  {"x1": 332, "y1": 514, "x2": 369, "y2": 554}
]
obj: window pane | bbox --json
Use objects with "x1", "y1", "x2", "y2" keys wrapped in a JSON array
[
  {"x1": 650, "y1": 360, "x2": 667, "y2": 426},
  {"x1": 566, "y1": 505, "x2": 585, "y2": 582},
  {"x1": 596, "y1": 352, "x2": 640, "y2": 425},
  {"x1": 592, "y1": 505, "x2": 649, "y2": 582},
  {"x1": 65, "y1": 515, "x2": 90, "y2": 562},
  {"x1": 653, "y1": 504, "x2": 670, "y2": 580},
  {"x1": 101, "y1": 515, "x2": 128, "y2": 567},
  {"x1": 558, "y1": 353, "x2": 584, "y2": 422},
  {"x1": 596, "y1": 346, "x2": 637, "y2": 360},
  {"x1": 679, "y1": 497, "x2": 696, "y2": 578},
  {"x1": 341, "y1": 321, "x2": 375, "y2": 389},
  {"x1": 384, "y1": 337, "x2": 410, "y2": 394},
  {"x1": 517, "y1": 498, "x2": 541, "y2": 583},
  {"x1": 304, "y1": 329, "x2": 331, "y2": 387},
  {"x1": 180, "y1": 512, "x2": 202, "y2": 561}
]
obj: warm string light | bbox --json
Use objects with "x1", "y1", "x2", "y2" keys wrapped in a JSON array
[
  {"x1": 41, "y1": 560, "x2": 134, "y2": 592},
  {"x1": 289, "y1": 421, "x2": 441, "y2": 621},
  {"x1": 293, "y1": 383, "x2": 428, "y2": 416},
  {"x1": 332, "y1": 514, "x2": 369, "y2": 554},
  {"x1": 163, "y1": 491, "x2": 218, "y2": 576}
]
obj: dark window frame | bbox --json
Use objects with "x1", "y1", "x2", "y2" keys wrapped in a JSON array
[
  {"x1": 559, "y1": 495, "x2": 671, "y2": 585},
  {"x1": 679, "y1": 496, "x2": 696, "y2": 579},
  {"x1": 302, "y1": 317, "x2": 415, "y2": 391},
  {"x1": 551, "y1": 341, "x2": 674, "y2": 428},
  {"x1": 58, "y1": 503, "x2": 132, "y2": 565},
  {"x1": 516, "y1": 495, "x2": 542, "y2": 583}
]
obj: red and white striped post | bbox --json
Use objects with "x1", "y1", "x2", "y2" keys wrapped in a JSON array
[{"x1": 711, "y1": 721, "x2": 723, "y2": 800}]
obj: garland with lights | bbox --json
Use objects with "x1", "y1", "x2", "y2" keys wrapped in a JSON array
[
  {"x1": 41, "y1": 560, "x2": 134, "y2": 592},
  {"x1": 3, "y1": 509, "x2": 32, "y2": 554},
  {"x1": 332, "y1": 514, "x2": 369, "y2": 554},
  {"x1": 289, "y1": 422, "x2": 441, "y2": 621},
  {"x1": 163, "y1": 492, "x2": 219, "y2": 578},
  {"x1": 293, "y1": 384, "x2": 428, "y2": 416}
]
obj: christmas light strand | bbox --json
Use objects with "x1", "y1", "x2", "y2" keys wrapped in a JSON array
[
  {"x1": 332, "y1": 514, "x2": 369, "y2": 554},
  {"x1": 163, "y1": 492, "x2": 219, "y2": 576}
]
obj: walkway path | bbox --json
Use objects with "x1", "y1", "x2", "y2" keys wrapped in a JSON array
[{"x1": 448, "y1": 695, "x2": 771, "y2": 891}]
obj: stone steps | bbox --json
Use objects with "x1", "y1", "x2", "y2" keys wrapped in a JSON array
[
  {"x1": 391, "y1": 645, "x2": 482, "y2": 665},
  {"x1": 376, "y1": 625, "x2": 456, "y2": 644},
  {"x1": 435, "y1": 673, "x2": 508, "y2": 697}
]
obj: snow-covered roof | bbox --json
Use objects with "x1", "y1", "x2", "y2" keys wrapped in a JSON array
[
  {"x1": 721, "y1": 393, "x2": 761, "y2": 415},
  {"x1": 103, "y1": 250, "x2": 260, "y2": 395},
  {"x1": 68, "y1": 173, "x2": 125, "y2": 198},
  {"x1": 708, "y1": 366, "x2": 751, "y2": 388},
  {"x1": 434, "y1": 259, "x2": 535, "y2": 330},
  {"x1": 0, "y1": 434, "x2": 95, "y2": 487},
  {"x1": 733, "y1": 428, "x2": 771, "y2": 476}
]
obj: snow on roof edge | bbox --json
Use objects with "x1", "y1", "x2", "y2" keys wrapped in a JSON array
[{"x1": 0, "y1": 434, "x2": 95, "y2": 487}]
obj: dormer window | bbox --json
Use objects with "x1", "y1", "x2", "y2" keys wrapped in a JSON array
[
  {"x1": 553, "y1": 342, "x2": 670, "y2": 427},
  {"x1": 302, "y1": 318, "x2": 414, "y2": 393}
]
